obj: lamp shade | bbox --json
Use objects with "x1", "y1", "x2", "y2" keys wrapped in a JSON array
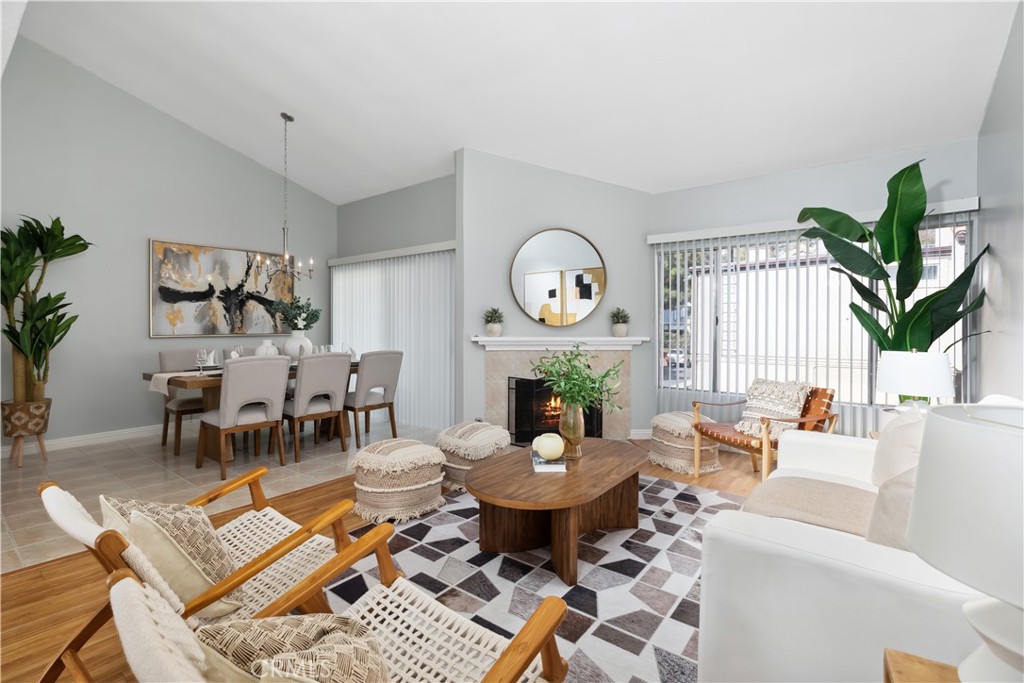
[
  {"x1": 907, "y1": 404, "x2": 1024, "y2": 607},
  {"x1": 876, "y1": 351, "x2": 955, "y2": 399}
]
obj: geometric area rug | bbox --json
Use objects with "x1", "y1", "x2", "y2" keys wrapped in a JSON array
[{"x1": 326, "y1": 476, "x2": 744, "y2": 682}]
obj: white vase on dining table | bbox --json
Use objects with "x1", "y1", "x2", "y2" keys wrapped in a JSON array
[{"x1": 283, "y1": 330, "x2": 313, "y2": 361}]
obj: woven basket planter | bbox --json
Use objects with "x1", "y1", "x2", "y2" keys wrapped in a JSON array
[
  {"x1": 436, "y1": 422, "x2": 512, "y2": 492},
  {"x1": 353, "y1": 439, "x2": 446, "y2": 523},
  {"x1": 2, "y1": 399, "x2": 52, "y2": 437},
  {"x1": 649, "y1": 411, "x2": 721, "y2": 474}
]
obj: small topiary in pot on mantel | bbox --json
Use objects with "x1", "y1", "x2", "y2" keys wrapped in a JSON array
[
  {"x1": 1, "y1": 216, "x2": 92, "y2": 465},
  {"x1": 610, "y1": 307, "x2": 631, "y2": 337},
  {"x1": 483, "y1": 307, "x2": 504, "y2": 337}
]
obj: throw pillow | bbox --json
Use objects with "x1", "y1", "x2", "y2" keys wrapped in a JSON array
[
  {"x1": 870, "y1": 405, "x2": 925, "y2": 486},
  {"x1": 196, "y1": 614, "x2": 389, "y2": 683},
  {"x1": 100, "y1": 495, "x2": 244, "y2": 618},
  {"x1": 734, "y1": 379, "x2": 811, "y2": 441},
  {"x1": 865, "y1": 467, "x2": 917, "y2": 550}
]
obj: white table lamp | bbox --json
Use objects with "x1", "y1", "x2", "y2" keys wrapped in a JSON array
[
  {"x1": 876, "y1": 350, "x2": 955, "y2": 402},
  {"x1": 907, "y1": 404, "x2": 1024, "y2": 681}
]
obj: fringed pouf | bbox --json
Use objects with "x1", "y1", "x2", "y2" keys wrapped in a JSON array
[
  {"x1": 353, "y1": 439, "x2": 446, "y2": 523},
  {"x1": 435, "y1": 422, "x2": 513, "y2": 492},
  {"x1": 650, "y1": 411, "x2": 721, "y2": 474}
]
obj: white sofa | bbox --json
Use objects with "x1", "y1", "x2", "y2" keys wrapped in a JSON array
[{"x1": 698, "y1": 429, "x2": 981, "y2": 682}]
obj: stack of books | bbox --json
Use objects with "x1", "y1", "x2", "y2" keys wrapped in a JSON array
[{"x1": 531, "y1": 449, "x2": 566, "y2": 472}]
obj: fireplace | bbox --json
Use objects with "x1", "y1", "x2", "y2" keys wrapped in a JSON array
[{"x1": 507, "y1": 377, "x2": 603, "y2": 446}]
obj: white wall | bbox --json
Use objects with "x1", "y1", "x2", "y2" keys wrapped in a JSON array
[
  {"x1": 1, "y1": 40, "x2": 338, "y2": 439},
  {"x1": 336, "y1": 175, "x2": 454, "y2": 257},
  {"x1": 456, "y1": 149, "x2": 654, "y2": 426},
  {"x1": 977, "y1": 4, "x2": 1024, "y2": 400},
  {"x1": 652, "y1": 139, "x2": 979, "y2": 233}
]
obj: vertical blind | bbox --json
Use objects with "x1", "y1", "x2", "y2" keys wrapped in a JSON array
[
  {"x1": 330, "y1": 249, "x2": 455, "y2": 430},
  {"x1": 654, "y1": 211, "x2": 978, "y2": 436}
]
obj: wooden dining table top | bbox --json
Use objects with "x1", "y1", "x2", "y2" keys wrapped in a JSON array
[
  {"x1": 143, "y1": 360, "x2": 359, "y2": 390},
  {"x1": 465, "y1": 437, "x2": 647, "y2": 511}
]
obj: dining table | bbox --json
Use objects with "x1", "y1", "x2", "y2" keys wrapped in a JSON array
[{"x1": 143, "y1": 360, "x2": 359, "y2": 463}]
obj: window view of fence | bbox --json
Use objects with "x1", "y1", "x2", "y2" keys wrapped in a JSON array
[{"x1": 656, "y1": 211, "x2": 976, "y2": 411}]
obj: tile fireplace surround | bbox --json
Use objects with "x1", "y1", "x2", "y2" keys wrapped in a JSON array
[{"x1": 471, "y1": 336, "x2": 649, "y2": 440}]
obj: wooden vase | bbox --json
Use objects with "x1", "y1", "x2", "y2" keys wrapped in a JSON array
[{"x1": 559, "y1": 403, "x2": 585, "y2": 460}]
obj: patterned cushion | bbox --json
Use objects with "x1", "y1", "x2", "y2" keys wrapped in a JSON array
[
  {"x1": 734, "y1": 379, "x2": 810, "y2": 441},
  {"x1": 196, "y1": 614, "x2": 389, "y2": 683},
  {"x1": 101, "y1": 496, "x2": 244, "y2": 618}
]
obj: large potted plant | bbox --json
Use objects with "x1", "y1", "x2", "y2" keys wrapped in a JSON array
[
  {"x1": 532, "y1": 343, "x2": 622, "y2": 460},
  {"x1": 1, "y1": 216, "x2": 91, "y2": 461},
  {"x1": 798, "y1": 161, "x2": 987, "y2": 353}
]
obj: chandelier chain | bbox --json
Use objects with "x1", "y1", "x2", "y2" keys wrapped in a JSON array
[{"x1": 282, "y1": 113, "x2": 288, "y2": 231}]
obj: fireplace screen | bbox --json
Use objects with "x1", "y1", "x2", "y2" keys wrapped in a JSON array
[{"x1": 508, "y1": 377, "x2": 603, "y2": 446}]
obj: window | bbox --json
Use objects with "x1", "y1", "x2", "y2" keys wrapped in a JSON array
[
  {"x1": 654, "y1": 211, "x2": 978, "y2": 434},
  {"x1": 330, "y1": 249, "x2": 455, "y2": 430}
]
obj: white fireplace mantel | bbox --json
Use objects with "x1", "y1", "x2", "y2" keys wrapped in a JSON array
[{"x1": 470, "y1": 336, "x2": 649, "y2": 351}]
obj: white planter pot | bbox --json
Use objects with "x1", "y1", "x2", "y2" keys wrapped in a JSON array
[
  {"x1": 485, "y1": 323, "x2": 502, "y2": 337},
  {"x1": 283, "y1": 330, "x2": 313, "y2": 360},
  {"x1": 255, "y1": 339, "x2": 279, "y2": 356},
  {"x1": 612, "y1": 323, "x2": 628, "y2": 337}
]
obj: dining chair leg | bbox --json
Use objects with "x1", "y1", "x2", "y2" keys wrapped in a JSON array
[
  {"x1": 254, "y1": 429, "x2": 261, "y2": 456},
  {"x1": 275, "y1": 424, "x2": 286, "y2": 466},
  {"x1": 352, "y1": 410, "x2": 362, "y2": 449},
  {"x1": 219, "y1": 432, "x2": 230, "y2": 480},
  {"x1": 196, "y1": 423, "x2": 207, "y2": 469},
  {"x1": 242, "y1": 431, "x2": 248, "y2": 451},
  {"x1": 292, "y1": 417, "x2": 301, "y2": 463},
  {"x1": 365, "y1": 410, "x2": 371, "y2": 434},
  {"x1": 337, "y1": 414, "x2": 348, "y2": 452},
  {"x1": 173, "y1": 413, "x2": 184, "y2": 456},
  {"x1": 313, "y1": 419, "x2": 321, "y2": 445},
  {"x1": 387, "y1": 403, "x2": 397, "y2": 438},
  {"x1": 161, "y1": 411, "x2": 170, "y2": 446}
]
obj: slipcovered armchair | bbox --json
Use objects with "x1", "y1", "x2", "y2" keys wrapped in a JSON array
[{"x1": 698, "y1": 423, "x2": 982, "y2": 682}]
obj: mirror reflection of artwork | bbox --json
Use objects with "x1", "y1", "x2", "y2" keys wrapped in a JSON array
[
  {"x1": 510, "y1": 228, "x2": 606, "y2": 326},
  {"x1": 523, "y1": 270, "x2": 563, "y2": 326},
  {"x1": 565, "y1": 267, "x2": 605, "y2": 324}
]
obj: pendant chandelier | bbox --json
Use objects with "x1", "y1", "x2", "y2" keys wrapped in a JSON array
[{"x1": 256, "y1": 112, "x2": 313, "y2": 281}]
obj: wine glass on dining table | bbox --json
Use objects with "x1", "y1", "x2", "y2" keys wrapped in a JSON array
[{"x1": 195, "y1": 349, "x2": 209, "y2": 376}]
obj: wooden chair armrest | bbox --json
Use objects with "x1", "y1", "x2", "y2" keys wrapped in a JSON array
[
  {"x1": 187, "y1": 466, "x2": 269, "y2": 510},
  {"x1": 692, "y1": 399, "x2": 748, "y2": 408},
  {"x1": 484, "y1": 596, "x2": 568, "y2": 683},
  {"x1": 252, "y1": 523, "x2": 398, "y2": 618},
  {"x1": 759, "y1": 412, "x2": 838, "y2": 425},
  {"x1": 182, "y1": 499, "x2": 354, "y2": 617}
]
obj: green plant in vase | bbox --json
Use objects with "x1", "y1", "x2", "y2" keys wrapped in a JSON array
[
  {"x1": 483, "y1": 307, "x2": 504, "y2": 337},
  {"x1": 531, "y1": 343, "x2": 622, "y2": 459},
  {"x1": 610, "y1": 307, "x2": 630, "y2": 337}
]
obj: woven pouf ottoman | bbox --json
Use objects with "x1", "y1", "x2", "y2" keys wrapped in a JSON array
[
  {"x1": 353, "y1": 439, "x2": 446, "y2": 523},
  {"x1": 649, "y1": 411, "x2": 721, "y2": 474},
  {"x1": 435, "y1": 421, "x2": 513, "y2": 492}
]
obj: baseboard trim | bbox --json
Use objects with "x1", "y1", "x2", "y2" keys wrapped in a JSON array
[
  {"x1": 629, "y1": 429, "x2": 653, "y2": 440},
  {"x1": 1, "y1": 422, "x2": 174, "y2": 457}
]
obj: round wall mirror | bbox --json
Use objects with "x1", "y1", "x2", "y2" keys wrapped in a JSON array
[{"x1": 510, "y1": 228, "x2": 606, "y2": 327}]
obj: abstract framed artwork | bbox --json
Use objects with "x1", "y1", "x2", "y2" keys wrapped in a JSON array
[
  {"x1": 150, "y1": 239, "x2": 294, "y2": 337},
  {"x1": 564, "y1": 267, "x2": 605, "y2": 325}
]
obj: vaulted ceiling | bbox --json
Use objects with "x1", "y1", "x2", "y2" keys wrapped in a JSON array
[{"x1": 16, "y1": 2, "x2": 1018, "y2": 205}]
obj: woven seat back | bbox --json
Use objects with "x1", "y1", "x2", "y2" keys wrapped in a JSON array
[{"x1": 799, "y1": 387, "x2": 835, "y2": 432}]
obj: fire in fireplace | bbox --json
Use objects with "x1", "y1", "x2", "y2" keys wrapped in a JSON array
[{"x1": 508, "y1": 377, "x2": 603, "y2": 446}]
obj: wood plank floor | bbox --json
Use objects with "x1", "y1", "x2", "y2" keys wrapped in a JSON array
[{"x1": 0, "y1": 445, "x2": 758, "y2": 683}]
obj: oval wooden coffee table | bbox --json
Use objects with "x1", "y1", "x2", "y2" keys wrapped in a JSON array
[{"x1": 465, "y1": 437, "x2": 647, "y2": 586}]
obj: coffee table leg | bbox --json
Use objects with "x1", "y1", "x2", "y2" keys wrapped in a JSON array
[{"x1": 551, "y1": 506, "x2": 580, "y2": 586}]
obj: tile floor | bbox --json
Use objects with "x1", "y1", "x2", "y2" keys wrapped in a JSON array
[{"x1": 1, "y1": 415, "x2": 437, "y2": 572}]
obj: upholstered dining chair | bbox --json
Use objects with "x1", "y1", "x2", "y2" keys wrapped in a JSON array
[
  {"x1": 158, "y1": 349, "x2": 205, "y2": 456},
  {"x1": 344, "y1": 350, "x2": 403, "y2": 449},
  {"x1": 282, "y1": 352, "x2": 353, "y2": 462},
  {"x1": 197, "y1": 356, "x2": 290, "y2": 479}
]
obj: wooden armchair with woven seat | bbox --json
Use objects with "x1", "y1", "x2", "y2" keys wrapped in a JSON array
[
  {"x1": 36, "y1": 466, "x2": 358, "y2": 683},
  {"x1": 692, "y1": 385, "x2": 838, "y2": 481}
]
